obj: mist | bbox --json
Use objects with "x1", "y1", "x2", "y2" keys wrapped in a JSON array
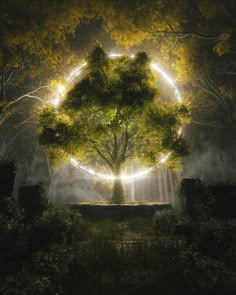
[
  {"x1": 45, "y1": 164, "x2": 180, "y2": 204},
  {"x1": 183, "y1": 145, "x2": 236, "y2": 184}
]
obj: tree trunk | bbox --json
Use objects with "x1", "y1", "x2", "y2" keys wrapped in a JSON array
[
  {"x1": 110, "y1": 165, "x2": 125, "y2": 204},
  {"x1": 111, "y1": 179, "x2": 125, "y2": 204}
]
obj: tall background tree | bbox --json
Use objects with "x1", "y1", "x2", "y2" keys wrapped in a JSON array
[{"x1": 0, "y1": 0, "x2": 88, "y2": 188}]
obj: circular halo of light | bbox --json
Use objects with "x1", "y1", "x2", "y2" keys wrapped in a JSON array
[{"x1": 50, "y1": 53, "x2": 183, "y2": 182}]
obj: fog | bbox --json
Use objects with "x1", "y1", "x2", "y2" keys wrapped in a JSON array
[
  {"x1": 183, "y1": 145, "x2": 236, "y2": 184},
  {"x1": 44, "y1": 164, "x2": 180, "y2": 204}
]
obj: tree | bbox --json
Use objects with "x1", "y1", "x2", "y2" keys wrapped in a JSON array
[
  {"x1": 0, "y1": 0, "x2": 89, "y2": 184},
  {"x1": 38, "y1": 45, "x2": 190, "y2": 203},
  {"x1": 0, "y1": 0, "x2": 94, "y2": 109}
]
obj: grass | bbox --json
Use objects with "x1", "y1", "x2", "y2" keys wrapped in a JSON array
[{"x1": 78, "y1": 217, "x2": 155, "y2": 242}]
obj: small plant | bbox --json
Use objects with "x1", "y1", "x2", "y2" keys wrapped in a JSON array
[{"x1": 153, "y1": 209, "x2": 178, "y2": 235}]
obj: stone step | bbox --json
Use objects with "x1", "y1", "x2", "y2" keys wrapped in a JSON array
[{"x1": 66, "y1": 202, "x2": 171, "y2": 220}]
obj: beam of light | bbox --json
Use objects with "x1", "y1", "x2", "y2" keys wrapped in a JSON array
[
  {"x1": 178, "y1": 127, "x2": 183, "y2": 136},
  {"x1": 57, "y1": 84, "x2": 66, "y2": 94},
  {"x1": 70, "y1": 157, "x2": 152, "y2": 182},
  {"x1": 51, "y1": 95, "x2": 60, "y2": 107},
  {"x1": 159, "y1": 153, "x2": 171, "y2": 164},
  {"x1": 109, "y1": 53, "x2": 123, "y2": 58},
  {"x1": 50, "y1": 53, "x2": 183, "y2": 181},
  {"x1": 50, "y1": 63, "x2": 88, "y2": 107},
  {"x1": 50, "y1": 84, "x2": 67, "y2": 107},
  {"x1": 66, "y1": 62, "x2": 87, "y2": 82},
  {"x1": 70, "y1": 158, "x2": 115, "y2": 180},
  {"x1": 150, "y1": 63, "x2": 182, "y2": 102}
]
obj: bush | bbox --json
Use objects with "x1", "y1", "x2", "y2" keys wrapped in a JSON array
[
  {"x1": 153, "y1": 209, "x2": 178, "y2": 236},
  {"x1": 194, "y1": 218, "x2": 236, "y2": 260},
  {"x1": 0, "y1": 272, "x2": 52, "y2": 295},
  {"x1": 30, "y1": 205, "x2": 81, "y2": 252},
  {"x1": 0, "y1": 201, "x2": 81, "y2": 294},
  {"x1": 0, "y1": 197, "x2": 26, "y2": 275}
]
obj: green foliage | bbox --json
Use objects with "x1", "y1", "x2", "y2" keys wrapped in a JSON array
[
  {"x1": 0, "y1": 0, "x2": 88, "y2": 101},
  {"x1": 152, "y1": 209, "x2": 235, "y2": 294},
  {"x1": 39, "y1": 205, "x2": 81, "y2": 245},
  {"x1": 0, "y1": 199, "x2": 81, "y2": 295},
  {"x1": 0, "y1": 199, "x2": 235, "y2": 295},
  {"x1": 79, "y1": 218, "x2": 125, "y2": 241},
  {"x1": 153, "y1": 209, "x2": 236, "y2": 273},
  {"x1": 64, "y1": 231, "x2": 229, "y2": 295},
  {"x1": 30, "y1": 244, "x2": 74, "y2": 294},
  {"x1": 153, "y1": 209, "x2": 178, "y2": 235},
  {"x1": 1, "y1": 272, "x2": 52, "y2": 295},
  {"x1": 66, "y1": 47, "x2": 156, "y2": 110},
  {"x1": 78, "y1": 217, "x2": 154, "y2": 242},
  {"x1": 0, "y1": 198, "x2": 27, "y2": 282},
  {"x1": 87, "y1": 44, "x2": 109, "y2": 72},
  {"x1": 0, "y1": 197, "x2": 24, "y2": 237},
  {"x1": 194, "y1": 218, "x2": 236, "y2": 261}
]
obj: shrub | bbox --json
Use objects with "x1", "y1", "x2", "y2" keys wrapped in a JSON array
[
  {"x1": 0, "y1": 197, "x2": 26, "y2": 275},
  {"x1": 153, "y1": 209, "x2": 178, "y2": 235},
  {"x1": 194, "y1": 218, "x2": 236, "y2": 260},
  {"x1": 30, "y1": 205, "x2": 81, "y2": 252},
  {"x1": 0, "y1": 201, "x2": 81, "y2": 294}
]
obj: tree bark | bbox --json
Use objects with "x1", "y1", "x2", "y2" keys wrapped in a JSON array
[
  {"x1": 110, "y1": 164, "x2": 125, "y2": 204},
  {"x1": 111, "y1": 178, "x2": 125, "y2": 204}
]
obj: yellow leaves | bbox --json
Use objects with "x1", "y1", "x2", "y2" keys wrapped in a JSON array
[
  {"x1": 38, "y1": 105, "x2": 72, "y2": 131},
  {"x1": 49, "y1": 80, "x2": 67, "y2": 93},
  {"x1": 214, "y1": 33, "x2": 232, "y2": 56},
  {"x1": 1, "y1": 0, "x2": 86, "y2": 66},
  {"x1": 110, "y1": 28, "x2": 146, "y2": 47},
  {"x1": 45, "y1": 146, "x2": 69, "y2": 167},
  {"x1": 88, "y1": 0, "x2": 148, "y2": 47},
  {"x1": 106, "y1": 17, "x2": 146, "y2": 47},
  {"x1": 199, "y1": 0, "x2": 223, "y2": 20},
  {"x1": 177, "y1": 102, "x2": 191, "y2": 124},
  {"x1": 173, "y1": 45, "x2": 195, "y2": 83},
  {"x1": 219, "y1": 86, "x2": 227, "y2": 96}
]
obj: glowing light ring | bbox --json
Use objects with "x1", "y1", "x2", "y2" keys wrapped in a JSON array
[
  {"x1": 50, "y1": 53, "x2": 183, "y2": 182},
  {"x1": 70, "y1": 158, "x2": 151, "y2": 182}
]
